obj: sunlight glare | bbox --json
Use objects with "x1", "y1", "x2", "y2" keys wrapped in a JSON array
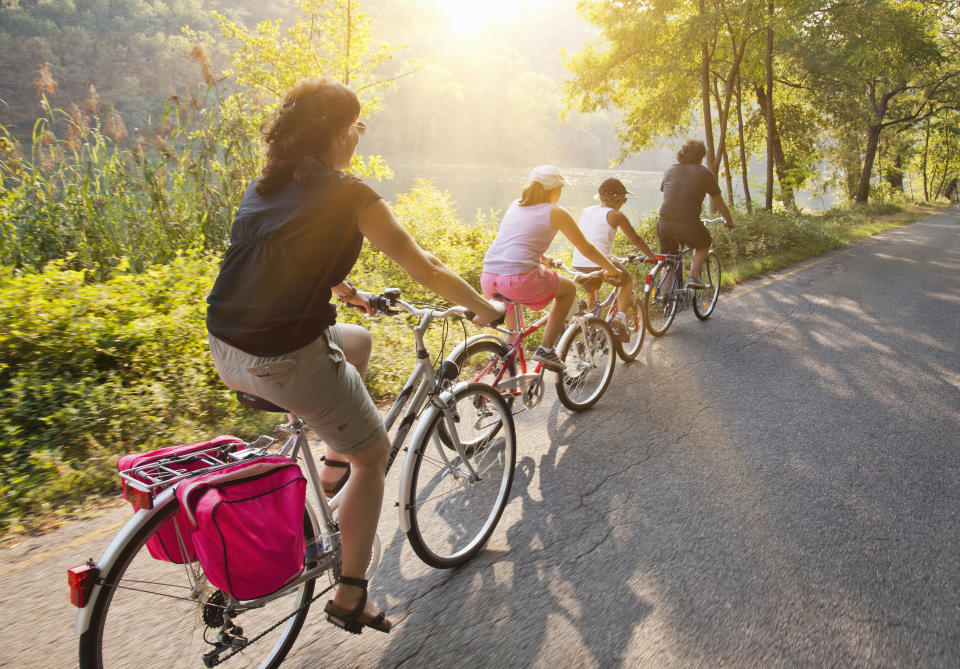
[{"x1": 431, "y1": 0, "x2": 550, "y2": 37}]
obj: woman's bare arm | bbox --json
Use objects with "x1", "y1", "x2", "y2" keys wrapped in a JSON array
[{"x1": 357, "y1": 199, "x2": 501, "y2": 323}]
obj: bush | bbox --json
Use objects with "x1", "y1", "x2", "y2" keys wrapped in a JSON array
[
  {"x1": 0, "y1": 253, "x2": 275, "y2": 532},
  {"x1": 342, "y1": 179, "x2": 497, "y2": 399}
]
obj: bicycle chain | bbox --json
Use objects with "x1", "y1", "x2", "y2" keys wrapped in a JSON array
[{"x1": 206, "y1": 582, "x2": 335, "y2": 667}]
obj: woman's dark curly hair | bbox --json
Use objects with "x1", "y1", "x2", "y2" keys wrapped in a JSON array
[
  {"x1": 256, "y1": 78, "x2": 361, "y2": 197},
  {"x1": 676, "y1": 139, "x2": 707, "y2": 165}
]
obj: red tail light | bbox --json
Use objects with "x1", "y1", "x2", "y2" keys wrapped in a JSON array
[
  {"x1": 645, "y1": 273, "x2": 652, "y2": 285},
  {"x1": 68, "y1": 561, "x2": 99, "y2": 607},
  {"x1": 127, "y1": 485, "x2": 154, "y2": 510}
]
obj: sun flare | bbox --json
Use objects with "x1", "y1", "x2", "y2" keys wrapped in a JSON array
[{"x1": 431, "y1": 0, "x2": 550, "y2": 37}]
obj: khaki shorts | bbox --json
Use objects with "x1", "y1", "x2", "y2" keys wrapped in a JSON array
[{"x1": 209, "y1": 327, "x2": 386, "y2": 456}]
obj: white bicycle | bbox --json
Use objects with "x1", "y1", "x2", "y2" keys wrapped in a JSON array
[{"x1": 70, "y1": 289, "x2": 516, "y2": 668}]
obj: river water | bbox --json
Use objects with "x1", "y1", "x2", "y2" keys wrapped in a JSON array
[
  {"x1": 374, "y1": 161, "x2": 834, "y2": 228},
  {"x1": 375, "y1": 162, "x2": 667, "y2": 225}
]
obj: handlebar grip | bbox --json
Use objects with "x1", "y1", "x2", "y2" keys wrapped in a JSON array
[
  {"x1": 464, "y1": 309, "x2": 476, "y2": 321},
  {"x1": 369, "y1": 294, "x2": 392, "y2": 313}
]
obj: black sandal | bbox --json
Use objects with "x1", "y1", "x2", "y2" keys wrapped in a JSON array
[
  {"x1": 320, "y1": 457, "x2": 350, "y2": 498},
  {"x1": 324, "y1": 576, "x2": 392, "y2": 634}
]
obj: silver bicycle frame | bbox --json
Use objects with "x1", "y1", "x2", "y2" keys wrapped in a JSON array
[{"x1": 75, "y1": 298, "x2": 481, "y2": 635}]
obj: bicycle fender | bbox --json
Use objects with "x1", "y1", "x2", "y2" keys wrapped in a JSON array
[
  {"x1": 557, "y1": 315, "x2": 597, "y2": 353},
  {"x1": 395, "y1": 382, "x2": 465, "y2": 533},
  {"x1": 73, "y1": 488, "x2": 179, "y2": 635},
  {"x1": 446, "y1": 333, "x2": 507, "y2": 367}
]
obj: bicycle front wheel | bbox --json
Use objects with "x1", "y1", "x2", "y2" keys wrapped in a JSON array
[
  {"x1": 692, "y1": 252, "x2": 721, "y2": 320},
  {"x1": 79, "y1": 500, "x2": 318, "y2": 669},
  {"x1": 406, "y1": 382, "x2": 516, "y2": 569},
  {"x1": 555, "y1": 316, "x2": 617, "y2": 411},
  {"x1": 616, "y1": 294, "x2": 646, "y2": 361},
  {"x1": 644, "y1": 264, "x2": 678, "y2": 336}
]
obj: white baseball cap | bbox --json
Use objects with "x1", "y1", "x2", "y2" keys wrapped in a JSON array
[{"x1": 528, "y1": 165, "x2": 568, "y2": 190}]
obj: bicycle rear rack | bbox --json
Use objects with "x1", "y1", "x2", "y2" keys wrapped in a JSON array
[{"x1": 118, "y1": 435, "x2": 276, "y2": 497}]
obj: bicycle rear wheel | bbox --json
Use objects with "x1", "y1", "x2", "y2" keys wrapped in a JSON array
[
  {"x1": 452, "y1": 338, "x2": 516, "y2": 403},
  {"x1": 406, "y1": 383, "x2": 516, "y2": 568},
  {"x1": 79, "y1": 501, "x2": 318, "y2": 669},
  {"x1": 693, "y1": 251, "x2": 721, "y2": 320},
  {"x1": 644, "y1": 264, "x2": 678, "y2": 336},
  {"x1": 616, "y1": 294, "x2": 646, "y2": 361},
  {"x1": 555, "y1": 316, "x2": 616, "y2": 411}
]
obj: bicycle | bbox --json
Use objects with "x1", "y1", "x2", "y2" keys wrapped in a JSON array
[
  {"x1": 70, "y1": 289, "x2": 516, "y2": 669},
  {"x1": 448, "y1": 264, "x2": 618, "y2": 413},
  {"x1": 575, "y1": 253, "x2": 650, "y2": 362},
  {"x1": 644, "y1": 217, "x2": 724, "y2": 336}
]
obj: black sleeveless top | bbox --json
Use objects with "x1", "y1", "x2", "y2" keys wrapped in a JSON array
[{"x1": 206, "y1": 168, "x2": 380, "y2": 356}]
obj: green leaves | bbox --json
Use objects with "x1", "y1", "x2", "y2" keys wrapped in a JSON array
[{"x1": 0, "y1": 254, "x2": 274, "y2": 533}]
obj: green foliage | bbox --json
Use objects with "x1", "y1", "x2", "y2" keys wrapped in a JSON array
[
  {"x1": 0, "y1": 181, "x2": 492, "y2": 532},
  {"x1": 195, "y1": 0, "x2": 397, "y2": 181},
  {"x1": 343, "y1": 179, "x2": 497, "y2": 398},
  {"x1": 0, "y1": 253, "x2": 276, "y2": 533},
  {"x1": 0, "y1": 93, "x2": 260, "y2": 278}
]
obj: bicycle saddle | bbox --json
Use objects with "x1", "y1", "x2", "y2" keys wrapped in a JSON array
[
  {"x1": 235, "y1": 391, "x2": 288, "y2": 413},
  {"x1": 574, "y1": 274, "x2": 604, "y2": 291}
]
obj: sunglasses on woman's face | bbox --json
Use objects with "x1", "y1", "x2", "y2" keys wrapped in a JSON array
[{"x1": 353, "y1": 120, "x2": 366, "y2": 136}]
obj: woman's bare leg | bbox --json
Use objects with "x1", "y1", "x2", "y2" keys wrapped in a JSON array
[
  {"x1": 333, "y1": 433, "x2": 391, "y2": 621},
  {"x1": 616, "y1": 273, "x2": 635, "y2": 313},
  {"x1": 541, "y1": 277, "x2": 575, "y2": 349}
]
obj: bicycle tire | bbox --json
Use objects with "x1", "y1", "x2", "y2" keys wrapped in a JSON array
[
  {"x1": 692, "y1": 252, "x2": 721, "y2": 320},
  {"x1": 440, "y1": 338, "x2": 517, "y2": 450},
  {"x1": 555, "y1": 316, "x2": 616, "y2": 412},
  {"x1": 79, "y1": 500, "x2": 317, "y2": 669},
  {"x1": 406, "y1": 382, "x2": 516, "y2": 568},
  {"x1": 615, "y1": 294, "x2": 646, "y2": 361},
  {"x1": 644, "y1": 263, "x2": 678, "y2": 336}
]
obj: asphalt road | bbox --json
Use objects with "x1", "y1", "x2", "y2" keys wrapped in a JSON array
[{"x1": 2, "y1": 208, "x2": 958, "y2": 668}]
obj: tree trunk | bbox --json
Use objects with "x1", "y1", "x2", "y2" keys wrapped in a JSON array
[
  {"x1": 764, "y1": 0, "x2": 774, "y2": 209},
  {"x1": 722, "y1": 143, "x2": 734, "y2": 202},
  {"x1": 855, "y1": 125, "x2": 882, "y2": 203},
  {"x1": 884, "y1": 155, "x2": 904, "y2": 191},
  {"x1": 736, "y1": 73, "x2": 752, "y2": 212},
  {"x1": 700, "y1": 0, "x2": 717, "y2": 174},
  {"x1": 755, "y1": 85, "x2": 795, "y2": 208},
  {"x1": 922, "y1": 117, "x2": 930, "y2": 201}
]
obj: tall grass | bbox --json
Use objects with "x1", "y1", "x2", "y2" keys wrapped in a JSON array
[{"x1": 0, "y1": 94, "x2": 258, "y2": 279}]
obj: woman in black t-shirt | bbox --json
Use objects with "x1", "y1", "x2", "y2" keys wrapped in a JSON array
[
  {"x1": 658, "y1": 139, "x2": 736, "y2": 288},
  {"x1": 207, "y1": 79, "x2": 503, "y2": 634}
]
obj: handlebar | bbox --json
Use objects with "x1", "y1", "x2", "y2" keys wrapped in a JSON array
[{"x1": 355, "y1": 288, "x2": 507, "y2": 327}]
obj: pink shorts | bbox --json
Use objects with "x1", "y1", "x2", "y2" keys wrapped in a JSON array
[{"x1": 480, "y1": 266, "x2": 560, "y2": 311}]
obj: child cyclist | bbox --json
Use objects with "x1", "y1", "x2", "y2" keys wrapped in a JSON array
[
  {"x1": 481, "y1": 165, "x2": 627, "y2": 372},
  {"x1": 571, "y1": 178, "x2": 658, "y2": 341}
]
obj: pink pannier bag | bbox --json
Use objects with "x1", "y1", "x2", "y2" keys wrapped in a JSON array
[
  {"x1": 117, "y1": 435, "x2": 244, "y2": 563},
  {"x1": 177, "y1": 456, "x2": 307, "y2": 601}
]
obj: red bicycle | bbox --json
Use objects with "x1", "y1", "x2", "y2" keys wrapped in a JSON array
[{"x1": 448, "y1": 264, "x2": 618, "y2": 412}]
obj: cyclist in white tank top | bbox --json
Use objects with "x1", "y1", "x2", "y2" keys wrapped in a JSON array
[
  {"x1": 572, "y1": 179, "x2": 658, "y2": 339},
  {"x1": 480, "y1": 165, "x2": 627, "y2": 372},
  {"x1": 571, "y1": 205, "x2": 617, "y2": 268}
]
